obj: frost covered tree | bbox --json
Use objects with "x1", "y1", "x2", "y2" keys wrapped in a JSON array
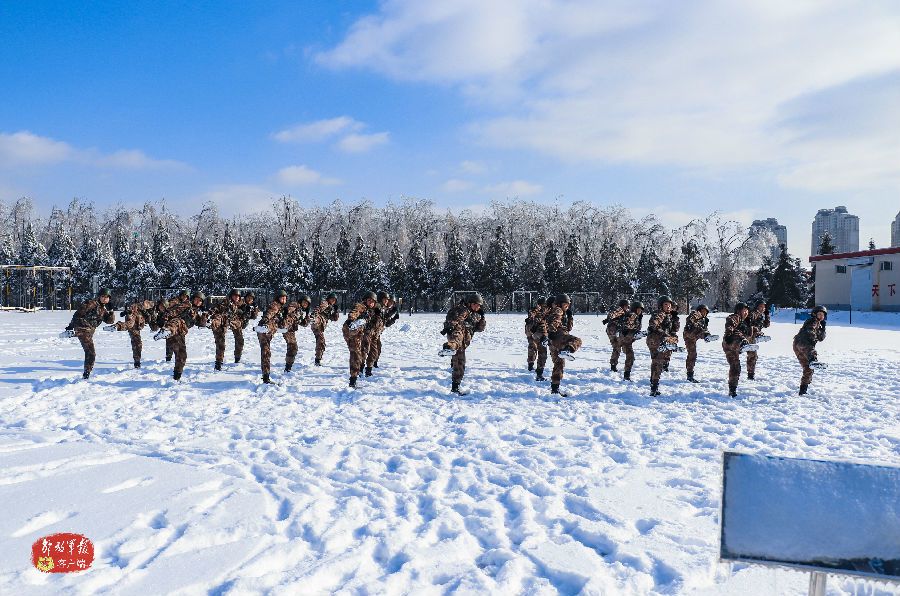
[
  {"x1": 112, "y1": 228, "x2": 136, "y2": 291},
  {"x1": 128, "y1": 242, "x2": 160, "y2": 300},
  {"x1": 562, "y1": 234, "x2": 588, "y2": 292},
  {"x1": 251, "y1": 239, "x2": 278, "y2": 291},
  {"x1": 346, "y1": 236, "x2": 367, "y2": 299},
  {"x1": 388, "y1": 241, "x2": 406, "y2": 294},
  {"x1": 405, "y1": 242, "x2": 428, "y2": 300},
  {"x1": 19, "y1": 223, "x2": 47, "y2": 266},
  {"x1": 364, "y1": 244, "x2": 390, "y2": 293},
  {"x1": 518, "y1": 237, "x2": 546, "y2": 293},
  {"x1": 152, "y1": 222, "x2": 178, "y2": 287},
  {"x1": 817, "y1": 231, "x2": 837, "y2": 256},
  {"x1": 310, "y1": 235, "x2": 329, "y2": 290},
  {"x1": 484, "y1": 226, "x2": 516, "y2": 296},
  {"x1": 767, "y1": 245, "x2": 808, "y2": 309},
  {"x1": 468, "y1": 243, "x2": 487, "y2": 295},
  {"x1": 669, "y1": 240, "x2": 709, "y2": 308},
  {"x1": 324, "y1": 246, "x2": 345, "y2": 292},
  {"x1": 543, "y1": 242, "x2": 565, "y2": 293},
  {"x1": 279, "y1": 241, "x2": 312, "y2": 295},
  {"x1": 47, "y1": 225, "x2": 79, "y2": 270},
  {"x1": 595, "y1": 239, "x2": 633, "y2": 310},
  {"x1": 0, "y1": 233, "x2": 16, "y2": 264},
  {"x1": 442, "y1": 232, "x2": 472, "y2": 292},
  {"x1": 230, "y1": 237, "x2": 253, "y2": 289}
]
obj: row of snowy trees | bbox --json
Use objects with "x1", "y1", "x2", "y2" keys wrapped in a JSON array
[{"x1": 1, "y1": 196, "x2": 779, "y2": 310}]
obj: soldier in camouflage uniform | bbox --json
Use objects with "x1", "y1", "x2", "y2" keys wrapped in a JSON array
[
  {"x1": 208, "y1": 289, "x2": 244, "y2": 370},
  {"x1": 439, "y1": 293, "x2": 487, "y2": 395},
  {"x1": 256, "y1": 291, "x2": 309, "y2": 384},
  {"x1": 745, "y1": 300, "x2": 770, "y2": 380},
  {"x1": 646, "y1": 295, "x2": 679, "y2": 396},
  {"x1": 683, "y1": 304, "x2": 714, "y2": 383},
  {"x1": 63, "y1": 288, "x2": 116, "y2": 378},
  {"x1": 343, "y1": 291, "x2": 377, "y2": 388},
  {"x1": 604, "y1": 299, "x2": 631, "y2": 372},
  {"x1": 722, "y1": 302, "x2": 752, "y2": 397},
  {"x1": 793, "y1": 305, "x2": 827, "y2": 395},
  {"x1": 164, "y1": 289, "x2": 190, "y2": 362},
  {"x1": 618, "y1": 301, "x2": 644, "y2": 381},
  {"x1": 533, "y1": 296, "x2": 554, "y2": 381},
  {"x1": 310, "y1": 293, "x2": 340, "y2": 366},
  {"x1": 525, "y1": 297, "x2": 546, "y2": 371},
  {"x1": 535, "y1": 293, "x2": 582, "y2": 396},
  {"x1": 236, "y1": 291, "x2": 259, "y2": 361},
  {"x1": 662, "y1": 302, "x2": 681, "y2": 373},
  {"x1": 155, "y1": 292, "x2": 207, "y2": 381},
  {"x1": 372, "y1": 293, "x2": 400, "y2": 369},
  {"x1": 362, "y1": 292, "x2": 390, "y2": 377},
  {"x1": 106, "y1": 298, "x2": 155, "y2": 368}
]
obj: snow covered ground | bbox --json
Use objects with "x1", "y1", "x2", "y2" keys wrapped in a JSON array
[{"x1": 0, "y1": 309, "x2": 898, "y2": 595}]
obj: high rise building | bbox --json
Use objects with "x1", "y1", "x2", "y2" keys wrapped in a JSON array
[
  {"x1": 811, "y1": 206, "x2": 859, "y2": 256},
  {"x1": 750, "y1": 218, "x2": 787, "y2": 259},
  {"x1": 892, "y1": 211, "x2": 900, "y2": 248}
]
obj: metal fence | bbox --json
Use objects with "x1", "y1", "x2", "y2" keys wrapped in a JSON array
[{"x1": 1, "y1": 265, "x2": 72, "y2": 310}]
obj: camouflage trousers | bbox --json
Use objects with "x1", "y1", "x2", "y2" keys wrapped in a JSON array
[
  {"x1": 606, "y1": 326, "x2": 621, "y2": 367},
  {"x1": 165, "y1": 337, "x2": 175, "y2": 361},
  {"x1": 619, "y1": 337, "x2": 637, "y2": 373},
  {"x1": 534, "y1": 333, "x2": 548, "y2": 371},
  {"x1": 115, "y1": 313, "x2": 146, "y2": 365},
  {"x1": 683, "y1": 330, "x2": 706, "y2": 375},
  {"x1": 74, "y1": 327, "x2": 97, "y2": 375},
  {"x1": 364, "y1": 330, "x2": 383, "y2": 367},
  {"x1": 257, "y1": 329, "x2": 298, "y2": 375},
  {"x1": 163, "y1": 319, "x2": 190, "y2": 377},
  {"x1": 745, "y1": 348, "x2": 757, "y2": 377},
  {"x1": 212, "y1": 322, "x2": 244, "y2": 364},
  {"x1": 723, "y1": 342, "x2": 742, "y2": 387},
  {"x1": 646, "y1": 334, "x2": 670, "y2": 384},
  {"x1": 549, "y1": 333, "x2": 582, "y2": 384},
  {"x1": 793, "y1": 342, "x2": 817, "y2": 385},
  {"x1": 444, "y1": 328, "x2": 473, "y2": 384},
  {"x1": 311, "y1": 324, "x2": 327, "y2": 360},
  {"x1": 526, "y1": 325, "x2": 538, "y2": 365},
  {"x1": 343, "y1": 326, "x2": 365, "y2": 378}
]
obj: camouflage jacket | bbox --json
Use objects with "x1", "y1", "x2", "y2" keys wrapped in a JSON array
[
  {"x1": 540, "y1": 306, "x2": 574, "y2": 339},
  {"x1": 344, "y1": 301, "x2": 374, "y2": 331},
  {"x1": 647, "y1": 311, "x2": 678, "y2": 341},
  {"x1": 747, "y1": 309, "x2": 771, "y2": 335},
  {"x1": 603, "y1": 305, "x2": 629, "y2": 329},
  {"x1": 525, "y1": 304, "x2": 543, "y2": 331},
  {"x1": 683, "y1": 310, "x2": 710, "y2": 339},
  {"x1": 125, "y1": 300, "x2": 155, "y2": 321},
  {"x1": 794, "y1": 317, "x2": 826, "y2": 346},
  {"x1": 311, "y1": 299, "x2": 339, "y2": 329},
  {"x1": 238, "y1": 299, "x2": 259, "y2": 328},
  {"x1": 618, "y1": 311, "x2": 644, "y2": 338},
  {"x1": 163, "y1": 301, "x2": 206, "y2": 330},
  {"x1": 260, "y1": 300, "x2": 291, "y2": 327},
  {"x1": 67, "y1": 299, "x2": 115, "y2": 330},
  {"x1": 383, "y1": 304, "x2": 399, "y2": 328},
  {"x1": 208, "y1": 298, "x2": 242, "y2": 325},
  {"x1": 723, "y1": 313, "x2": 752, "y2": 345},
  {"x1": 444, "y1": 302, "x2": 486, "y2": 336},
  {"x1": 148, "y1": 305, "x2": 168, "y2": 331}
]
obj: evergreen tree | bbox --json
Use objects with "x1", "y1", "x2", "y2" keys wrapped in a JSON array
[
  {"x1": 335, "y1": 226, "x2": 352, "y2": 275},
  {"x1": 388, "y1": 241, "x2": 406, "y2": 294},
  {"x1": 364, "y1": 244, "x2": 390, "y2": 293},
  {"x1": 753, "y1": 256, "x2": 776, "y2": 304},
  {"x1": 442, "y1": 232, "x2": 472, "y2": 292},
  {"x1": 152, "y1": 222, "x2": 178, "y2": 287},
  {"x1": 519, "y1": 238, "x2": 546, "y2": 293},
  {"x1": 595, "y1": 239, "x2": 634, "y2": 310},
  {"x1": 230, "y1": 237, "x2": 253, "y2": 289},
  {"x1": 128, "y1": 242, "x2": 160, "y2": 300},
  {"x1": 405, "y1": 242, "x2": 428, "y2": 300},
  {"x1": 112, "y1": 228, "x2": 136, "y2": 291},
  {"x1": 346, "y1": 236, "x2": 367, "y2": 299},
  {"x1": 562, "y1": 233, "x2": 588, "y2": 291},
  {"x1": 97, "y1": 239, "x2": 117, "y2": 290},
  {"x1": 424, "y1": 253, "x2": 442, "y2": 300},
  {"x1": 47, "y1": 225, "x2": 79, "y2": 270},
  {"x1": 817, "y1": 231, "x2": 837, "y2": 255},
  {"x1": 634, "y1": 246, "x2": 669, "y2": 296},
  {"x1": 251, "y1": 239, "x2": 278, "y2": 291},
  {"x1": 0, "y1": 233, "x2": 16, "y2": 264},
  {"x1": 279, "y1": 241, "x2": 312, "y2": 295},
  {"x1": 19, "y1": 223, "x2": 47, "y2": 266},
  {"x1": 868, "y1": 238, "x2": 876, "y2": 250},
  {"x1": 310, "y1": 234, "x2": 329, "y2": 290},
  {"x1": 324, "y1": 246, "x2": 345, "y2": 291},
  {"x1": 768, "y1": 245, "x2": 808, "y2": 308},
  {"x1": 468, "y1": 242, "x2": 488, "y2": 295},
  {"x1": 670, "y1": 240, "x2": 709, "y2": 307},
  {"x1": 484, "y1": 226, "x2": 517, "y2": 296},
  {"x1": 543, "y1": 242, "x2": 565, "y2": 293}
]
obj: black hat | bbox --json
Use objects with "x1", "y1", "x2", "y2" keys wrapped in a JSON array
[
  {"x1": 556, "y1": 293, "x2": 571, "y2": 304},
  {"x1": 326, "y1": 292, "x2": 338, "y2": 301},
  {"x1": 377, "y1": 291, "x2": 389, "y2": 302},
  {"x1": 299, "y1": 294, "x2": 312, "y2": 304},
  {"x1": 98, "y1": 288, "x2": 111, "y2": 297},
  {"x1": 229, "y1": 288, "x2": 241, "y2": 297},
  {"x1": 631, "y1": 301, "x2": 644, "y2": 311},
  {"x1": 734, "y1": 302, "x2": 748, "y2": 313},
  {"x1": 274, "y1": 290, "x2": 288, "y2": 298},
  {"x1": 363, "y1": 291, "x2": 378, "y2": 301},
  {"x1": 536, "y1": 297, "x2": 546, "y2": 305},
  {"x1": 697, "y1": 304, "x2": 709, "y2": 312},
  {"x1": 191, "y1": 291, "x2": 205, "y2": 301},
  {"x1": 618, "y1": 299, "x2": 630, "y2": 308},
  {"x1": 469, "y1": 293, "x2": 484, "y2": 305},
  {"x1": 657, "y1": 295, "x2": 672, "y2": 309}
]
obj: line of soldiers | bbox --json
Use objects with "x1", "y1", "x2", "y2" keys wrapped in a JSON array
[
  {"x1": 598, "y1": 296, "x2": 828, "y2": 396},
  {"x1": 62, "y1": 289, "x2": 829, "y2": 396}
]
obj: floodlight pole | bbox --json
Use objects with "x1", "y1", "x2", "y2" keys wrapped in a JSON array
[{"x1": 808, "y1": 571, "x2": 826, "y2": 596}]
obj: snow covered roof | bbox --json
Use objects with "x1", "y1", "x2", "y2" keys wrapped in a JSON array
[{"x1": 809, "y1": 247, "x2": 900, "y2": 262}]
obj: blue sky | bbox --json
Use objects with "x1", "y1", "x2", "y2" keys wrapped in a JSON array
[{"x1": 1, "y1": 0, "x2": 898, "y2": 259}]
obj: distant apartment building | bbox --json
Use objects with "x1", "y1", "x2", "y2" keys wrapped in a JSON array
[
  {"x1": 810, "y1": 247, "x2": 900, "y2": 312},
  {"x1": 811, "y1": 206, "x2": 859, "y2": 256},
  {"x1": 892, "y1": 210, "x2": 900, "y2": 248},
  {"x1": 750, "y1": 218, "x2": 787, "y2": 259}
]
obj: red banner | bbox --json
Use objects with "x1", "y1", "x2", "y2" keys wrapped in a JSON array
[{"x1": 31, "y1": 533, "x2": 94, "y2": 573}]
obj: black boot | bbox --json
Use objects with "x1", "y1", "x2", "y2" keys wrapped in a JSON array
[
  {"x1": 649, "y1": 382, "x2": 660, "y2": 396},
  {"x1": 373, "y1": 360, "x2": 379, "y2": 368},
  {"x1": 82, "y1": 371, "x2": 90, "y2": 379},
  {"x1": 262, "y1": 373, "x2": 271, "y2": 384},
  {"x1": 729, "y1": 384, "x2": 738, "y2": 398},
  {"x1": 235, "y1": 357, "x2": 241, "y2": 364},
  {"x1": 623, "y1": 370, "x2": 631, "y2": 381},
  {"x1": 166, "y1": 356, "x2": 172, "y2": 362},
  {"x1": 535, "y1": 367, "x2": 546, "y2": 381},
  {"x1": 610, "y1": 363, "x2": 617, "y2": 372},
  {"x1": 687, "y1": 372, "x2": 698, "y2": 383},
  {"x1": 214, "y1": 361, "x2": 222, "y2": 371},
  {"x1": 284, "y1": 364, "x2": 292, "y2": 373},
  {"x1": 799, "y1": 383, "x2": 808, "y2": 395},
  {"x1": 550, "y1": 383, "x2": 568, "y2": 397},
  {"x1": 528, "y1": 362, "x2": 534, "y2": 371},
  {"x1": 173, "y1": 371, "x2": 181, "y2": 381},
  {"x1": 134, "y1": 361, "x2": 141, "y2": 368},
  {"x1": 364, "y1": 366, "x2": 372, "y2": 377},
  {"x1": 349, "y1": 376, "x2": 357, "y2": 388},
  {"x1": 314, "y1": 358, "x2": 321, "y2": 366},
  {"x1": 747, "y1": 372, "x2": 755, "y2": 380},
  {"x1": 663, "y1": 364, "x2": 669, "y2": 373}
]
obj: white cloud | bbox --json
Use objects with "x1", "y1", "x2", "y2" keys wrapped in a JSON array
[
  {"x1": 441, "y1": 178, "x2": 474, "y2": 192},
  {"x1": 483, "y1": 180, "x2": 542, "y2": 197},
  {"x1": 320, "y1": 0, "x2": 900, "y2": 192},
  {"x1": 191, "y1": 185, "x2": 276, "y2": 216},
  {"x1": 0, "y1": 130, "x2": 186, "y2": 170},
  {"x1": 271, "y1": 116, "x2": 364, "y2": 143},
  {"x1": 336, "y1": 132, "x2": 390, "y2": 153},
  {"x1": 459, "y1": 160, "x2": 486, "y2": 174},
  {"x1": 275, "y1": 165, "x2": 342, "y2": 186}
]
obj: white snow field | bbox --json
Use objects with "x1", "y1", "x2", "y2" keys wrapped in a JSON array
[{"x1": 0, "y1": 309, "x2": 898, "y2": 595}]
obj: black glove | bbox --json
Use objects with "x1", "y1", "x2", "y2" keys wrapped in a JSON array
[{"x1": 602, "y1": 318, "x2": 609, "y2": 325}]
